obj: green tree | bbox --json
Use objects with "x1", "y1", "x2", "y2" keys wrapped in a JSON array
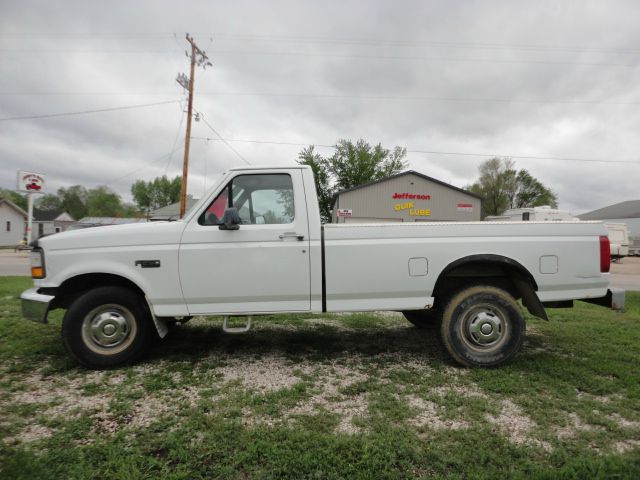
[
  {"x1": 467, "y1": 158, "x2": 558, "y2": 218},
  {"x1": 35, "y1": 194, "x2": 63, "y2": 211},
  {"x1": 329, "y1": 139, "x2": 408, "y2": 190},
  {"x1": 507, "y1": 169, "x2": 558, "y2": 210},
  {"x1": 297, "y1": 139, "x2": 408, "y2": 223},
  {"x1": 0, "y1": 188, "x2": 27, "y2": 210},
  {"x1": 86, "y1": 186, "x2": 123, "y2": 217},
  {"x1": 298, "y1": 146, "x2": 333, "y2": 223},
  {"x1": 57, "y1": 186, "x2": 88, "y2": 220},
  {"x1": 131, "y1": 175, "x2": 182, "y2": 215}
]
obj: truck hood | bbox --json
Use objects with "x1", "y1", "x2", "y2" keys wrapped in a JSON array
[{"x1": 39, "y1": 221, "x2": 187, "y2": 251}]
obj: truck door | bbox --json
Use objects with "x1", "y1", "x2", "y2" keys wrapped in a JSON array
[{"x1": 178, "y1": 169, "x2": 311, "y2": 314}]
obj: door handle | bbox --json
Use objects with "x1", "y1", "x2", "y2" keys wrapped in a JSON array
[{"x1": 279, "y1": 232, "x2": 305, "y2": 241}]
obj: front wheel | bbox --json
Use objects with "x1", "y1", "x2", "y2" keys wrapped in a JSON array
[
  {"x1": 440, "y1": 285, "x2": 525, "y2": 367},
  {"x1": 62, "y1": 286, "x2": 154, "y2": 369}
]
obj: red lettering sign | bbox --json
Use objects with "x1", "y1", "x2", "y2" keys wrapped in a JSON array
[{"x1": 392, "y1": 192, "x2": 431, "y2": 200}]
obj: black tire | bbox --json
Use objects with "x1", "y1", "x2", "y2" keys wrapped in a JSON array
[
  {"x1": 62, "y1": 286, "x2": 154, "y2": 369},
  {"x1": 402, "y1": 308, "x2": 442, "y2": 329},
  {"x1": 440, "y1": 285, "x2": 525, "y2": 367}
]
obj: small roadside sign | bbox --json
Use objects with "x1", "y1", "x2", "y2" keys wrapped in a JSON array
[
  {"x1": 16, "y1": 171, "x2": 45, "y2": 193},
  {"x1": 337, "y1": 209, "x2": 353, "y2": 217}
]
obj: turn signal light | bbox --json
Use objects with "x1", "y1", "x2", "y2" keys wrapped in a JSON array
[
  {"x1": 29, "y1": 250, "x2": 46, "y2": 279},
  {"x1": 31, "y1": 267, "x2": 45, "y2": 278}
]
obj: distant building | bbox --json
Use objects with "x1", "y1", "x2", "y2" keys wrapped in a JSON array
[
  {"x1": 332, "y1": 170, "x2": 482, "y2": 223},
  {"x1": 0, "y1": 198, "x2": 28, "y2": 247},
  {"x1": 32, "y1": 209, "x2": 76, "y2": 240},
  {"x1": 578, "y1": 200, "x2": 640, "y2": 236},
  {"x1": 149, "y1": 196, "x2": 199, "y2": 221},
  {"x1": 578, "y1": 200, "x2": 640, "y2": 256}
]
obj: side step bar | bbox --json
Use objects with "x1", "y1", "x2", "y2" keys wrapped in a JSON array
[{"x1": 222, "y1": 316, "x2": 252, "y2": 334}]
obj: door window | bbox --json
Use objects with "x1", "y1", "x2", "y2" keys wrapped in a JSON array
[{"x1": 199, "y1": 174, "x2": 294, "y2": 226}]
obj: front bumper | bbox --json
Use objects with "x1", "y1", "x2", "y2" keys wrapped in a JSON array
[{"x1": 20, "y1": 288, "x2": 54, "y2": 323}]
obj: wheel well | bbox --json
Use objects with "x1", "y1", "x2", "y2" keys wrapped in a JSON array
[
  {"x1": 46, "y1": 273, "x2": 146, "y2": 310},
  {"x1": 432, "y1": 255, "x2": 538, "y2": 307}
]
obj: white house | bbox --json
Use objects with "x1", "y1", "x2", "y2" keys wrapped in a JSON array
[
  {"x1": 32, "y1": 209, "x2": 76, "y2": 240},
  {"x1": 0, "y1": 198, "x2": 28, "y2": 247}
]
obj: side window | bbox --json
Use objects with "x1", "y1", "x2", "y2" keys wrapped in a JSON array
[{"x1": 199, "y1": 174, "x2": 294, "y2": 226}]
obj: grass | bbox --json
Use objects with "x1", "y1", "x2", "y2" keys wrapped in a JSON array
[{"x1": 0, "y1": 275, "x2": 639, "y2": 479}]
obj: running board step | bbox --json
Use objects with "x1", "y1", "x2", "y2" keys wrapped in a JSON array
[{"x1": 222, "y1": 315, "x2": 252, "y2": 334}]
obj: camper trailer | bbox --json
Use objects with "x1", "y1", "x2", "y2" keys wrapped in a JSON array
[
  {"x1": 606, "y1": 223, "x2": 630, "y2": 261},
  {"x1": 485, "y1": 206, "x2": 577, "y2": 222}
]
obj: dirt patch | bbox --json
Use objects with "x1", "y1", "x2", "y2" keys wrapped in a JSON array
[
  {"x1": 554, "y1": 412, "x2": 600, "y2": 439},
  {"x1": 575, "y1": 389, "x2": 617, "y2": 404},
  {"x1": 613, "y1": 440, "x2": 640, "y2": 453},
  {"x1": 8, "y1": 371, "x2": 122, "y2": 418},
  {"x1": 304, "y1": 318, "x2": 347, "y2": 329},
  {"x1": 432, "y1": 383, "x2": 488, "y2": 399},
  {"x1": 613, "y1": 440, "x2": 640, "y2": 454},
  {"x1": 218, "y1": 354, "x2": 311, "y2": 392},
  {"x1": 3, "y1": 424, "x2": 54, "y2": 444},
  {"x1": 608, "y1": 413, "x2": 640, "y2": 430},
  {"x1": 406, "y1": 395, "x2": 468, "y2": 431},
  {"x1": 486, "y1": 400, "x2": 552, "y2": 452},
  {"x1": 238, "y1": 358, "x2": 370, "y2": 434}
]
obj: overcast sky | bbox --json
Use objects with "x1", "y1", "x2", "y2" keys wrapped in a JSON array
[{"x1": 1, "y1": 0, "x2": 640, "y2": 214}]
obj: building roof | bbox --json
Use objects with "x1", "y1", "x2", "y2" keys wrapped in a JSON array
[
  {"x1": 33, "y1": 208, "x2": 62, "y2": 222},
  {"x1": 333, "y1": 170, "x2": 483, "y2": 200},
  {"x1": 150, "y1": 197, "x2": 200, "y2": 219},
  {"x1": 0, "y1": 198, "x2": 28, "y2": 218},
  {"x1": 578, "y1": 200, "x2": 640, "y2": 220}
]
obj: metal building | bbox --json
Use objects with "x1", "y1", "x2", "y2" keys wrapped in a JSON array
[
  {"x1": 578, "y1": 200, "x2": 640, "y2": 255},
  {"x1": 332, "y1": 170, "x2": 482, "y2": 223}
]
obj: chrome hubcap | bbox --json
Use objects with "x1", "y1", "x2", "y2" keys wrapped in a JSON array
[
  {"x1": 81, "y1": 304, "x2": 137, "y2": 355},
  {"x1": 90, "y1": 311, "x2": 130, "y2": 347},
  {"x1": 462, "y1": 305, "x2": 506, "y2": 349}
]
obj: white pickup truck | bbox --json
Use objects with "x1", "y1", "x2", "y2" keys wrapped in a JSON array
[{"x1": 21, "y1": 165, "x2": 624, "y2": 368}]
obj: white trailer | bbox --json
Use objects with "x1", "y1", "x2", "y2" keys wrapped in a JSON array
[
  {"x1": 606, "y1": 223, "x2": 630, "y2": 261},
  {"x1": 485, "y1": 206, "x2": 577, "y2": 222}
]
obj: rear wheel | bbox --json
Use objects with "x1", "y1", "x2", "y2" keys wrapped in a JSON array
[
  {"x1": 440, "y1": 285, "x2": 525, "y2": 367},
  {"x1": 62, "y1": 286, "x2": 153, "y2": 369}
]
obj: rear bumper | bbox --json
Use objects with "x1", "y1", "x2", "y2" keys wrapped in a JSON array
[
  {"x1": 581, "y1": 288, "x2": 625, "y2": 311},
  {"x1": 20, "y1": 288, "x2": 54, "y2": 323}
]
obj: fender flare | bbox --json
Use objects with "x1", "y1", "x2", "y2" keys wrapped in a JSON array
[{"x1": 435, "y1": 254, "x2": 547, "y2": 321}]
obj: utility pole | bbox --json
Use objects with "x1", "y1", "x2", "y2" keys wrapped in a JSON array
[{"x1": 178, "y1": 34, "x2": 212, "y2": 218}]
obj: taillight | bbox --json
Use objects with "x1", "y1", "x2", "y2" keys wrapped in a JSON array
[
  {"x1": 599, "y1": 236, "x2": 610, "y2": 273},
  {"x1": 30, "y1": 249, "x2": 46, "y2": 279}
]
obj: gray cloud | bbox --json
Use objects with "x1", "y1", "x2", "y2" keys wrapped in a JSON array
[{"x1": 1, "y1": 0, "x2": 639, "y2": 214}]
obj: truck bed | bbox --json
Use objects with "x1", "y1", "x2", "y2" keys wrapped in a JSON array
[{"x1": 323, "y1": 221, "x2": 609, "y2": 311}]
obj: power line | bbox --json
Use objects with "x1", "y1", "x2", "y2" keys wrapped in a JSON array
[
  {"x1": 193, "y1": 113, "x2": 251, "y2": 165},
  {"x1": 104, "y1": 143, "x2": 186, "y2": 187},
  {"x1": 198, "y1": 91, "x2": 640, "y2": 106},
  {"x1": 2, "y1": 91, "x2": 639, "y2": 106},
  {"x1": 0, "y1": 100, "x2": 180, "y2": 121},
  {"x1": 189, "y1": 136, "x2": 640, "y2": 165},
  {"x1": 205, "y1": 33, "x2": 640, "y2": 56},
  {"x1": 3, "y1": 31, "x2": 640, "y2": 55},
  {"x1": 205, "y1": 49, "x2": 640, "y2": 68},
  {"x1": 1, "y1": 47, "x2": 638, "y2": 68}
]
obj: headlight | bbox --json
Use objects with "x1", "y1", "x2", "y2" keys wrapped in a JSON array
[{"x1": 30, "y1": 249, "x2": 46, "y2": 279}]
